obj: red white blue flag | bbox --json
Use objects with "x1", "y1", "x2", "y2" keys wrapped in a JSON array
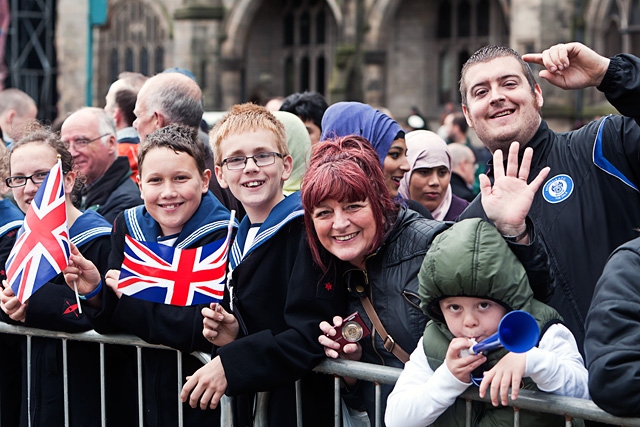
[
  {"x1": 5, "y1": 160, "x2": 70, "y2": 303},
  {"x1": 117, "y1": 227, "x2": 232, "y2": 306}
]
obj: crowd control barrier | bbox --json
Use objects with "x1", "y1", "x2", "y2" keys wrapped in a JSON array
[
  {"x1": 0, "y1": 323, "x2": 232, "y2": 427},
  {"x1": 1, "y1": 323, "x2": 639, "y2": 427}
]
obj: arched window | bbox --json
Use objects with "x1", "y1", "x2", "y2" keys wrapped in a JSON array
[
  {"x1": 629, "y1": 0, "x2": 640, "y2": 54},
  {"x1": 300, "y1": 12, "x2": 310, "y2": 45},
  {"x1": 300, "y1": 56, "x2": 310, "y2": 91},
  {"x1": 245, "y1": 0, "x2": 335, "y2": 101},
  {"x1": 285, "y1": 56, "x2": 295, "y2": 95},
  {"x1": 99, "y1": 0, "x2": 168, "y2": 105},
  {"x1": 435, "y1": 0, "x2": 508, "y2": 104},
  {"x1": 605, "y1": 20, "x2": 623, "y2": 56},
  {"x1": 631, "y1": 0, "x2": 640, "y2": 25},
  {"x1": 140, "y1": 47, "x2": 149, "y2": 76},
  {"x1": 604, "y1": 1, "x2": 622, "y2": 57},
  {"x1": 316, "y1": 55, "x2": 325, "y2": 95},
  {"x1": 316, "y1": 9, "x2": 325, "y2": 44},
  {"x1": 437, "y1": 0, "x2": 452, "y2": 38},
  {"x1": 284, "y1": 13, "x2": 294, "y2": 46},
  {"x1": 155, "y1": 47, "x2": 164, "y2": 75},
  {"x1": 125, "y1": 48, "x2": 134, "y2": 71},
  {"x1": 279, "y1": 0, "x2": 333, "y2": 95},
  {"x1": 109, "y1": 49, "x2": 119, "y2": 84},
  {"x1": 438, "y1": 50, "x2": 453, "y2": 104},
  {"x1": 477, "y1": 0, "x2": 490, "y2": 36},
  {"x1": 457, "y1": 0, "x2": 471, "y2": 37}
]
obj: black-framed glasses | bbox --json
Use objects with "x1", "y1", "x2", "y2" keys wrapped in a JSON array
[
  {"x1": 221, "y1": 152, "x2": 284, "y2": 170},
  {"x1": 5, "y1": 171, "x2": 50, "y2": 188},
  {"x1": 62, "y1": 133, "x2": 109, "y2": 149}
]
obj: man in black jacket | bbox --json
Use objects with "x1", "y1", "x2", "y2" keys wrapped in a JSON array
[
  {"x1": 61, "y1": 107, "x2": 141, "y2": 223},
  {"x1": 458, "y1": 42, "x2": 640, "y2": 354},
  {"x1": 448, "y1": 142, "x2": 477, "y2": 202}
]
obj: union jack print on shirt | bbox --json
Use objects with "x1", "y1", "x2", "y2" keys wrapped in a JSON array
[
  {"x1": 117, "y1": 234, "x2": 230, "y2": 306},
  {"x1": 5, "y1": 160, "x2": 70, "y2": 303}
]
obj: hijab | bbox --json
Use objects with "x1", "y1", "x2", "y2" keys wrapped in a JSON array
[
  {"x1": 320, "y1": 102, "x2": 403, "y2": 168},
  {"x1": 399, "y1": 130, "x2": 453, "y2": 221},
  {"x1": 273, "y1": 111, "x2": 311, "y2": 196}
]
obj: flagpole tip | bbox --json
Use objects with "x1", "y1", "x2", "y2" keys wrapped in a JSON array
[{"x1": 57, "y1": 154, "x2": 61, "y2": 160}]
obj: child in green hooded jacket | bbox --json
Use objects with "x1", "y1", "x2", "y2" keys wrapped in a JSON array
[{"x1": 385, "y1": 218, "x2": 588, "y2": 427}]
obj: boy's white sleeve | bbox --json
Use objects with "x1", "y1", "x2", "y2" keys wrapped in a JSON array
[
  {"x1": 385, "y1": 337, "x2": 471, "y2": 427},
  {"x1": 524, "y1": 323, "x2": 590, "y2": 399}
]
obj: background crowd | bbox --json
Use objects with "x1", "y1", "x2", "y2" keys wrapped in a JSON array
[{"x1": 0, "y1": 40, "x2": 639, "y2": 426}]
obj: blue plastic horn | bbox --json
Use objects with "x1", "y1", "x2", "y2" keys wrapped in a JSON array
[{"x1": 471, "y1": 310, "x2": 540, "y2": 354}]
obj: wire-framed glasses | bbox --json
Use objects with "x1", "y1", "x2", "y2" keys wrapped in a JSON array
[
  {"x1": 221, "y1": 152, "x2": 284, "y2": 170},
  {"x1": 62, "y1": 133, "x2": 109, "y2": 149}
]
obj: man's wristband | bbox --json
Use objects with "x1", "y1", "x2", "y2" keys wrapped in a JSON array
[
  {"x1": 79, "y1": 280, "x2": 102, "y2": 300},
  {"x1": 502, "y1": 223, "x2": 529, "y2": 243}
]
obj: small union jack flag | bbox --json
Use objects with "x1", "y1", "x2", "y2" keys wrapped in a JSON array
[
  {"x1": 5, "y1": 159, "x2": 70, "y2": 303},
  {"x1": 117, "y1": 231, "x2": 231, "y2": 306}
]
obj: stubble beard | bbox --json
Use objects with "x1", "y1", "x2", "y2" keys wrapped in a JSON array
[{"x1": 481, "y1": 113, "x2": 542, "y2": 155}]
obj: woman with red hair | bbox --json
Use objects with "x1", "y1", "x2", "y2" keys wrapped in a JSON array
[{"x1": 301, "y1": 136, "x2": 551, "y2": 425}]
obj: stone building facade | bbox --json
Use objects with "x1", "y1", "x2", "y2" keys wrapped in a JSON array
[{"x1": 53, "y1": 0, "x2": 640, "y2": 127}]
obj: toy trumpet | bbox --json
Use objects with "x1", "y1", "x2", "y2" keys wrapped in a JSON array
[{"x1": 461, "y1": 310, "x2": 540, "y2": 357}]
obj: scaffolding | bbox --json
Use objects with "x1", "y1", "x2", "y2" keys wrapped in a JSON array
[{"x1": 6, "y1": 0, "x2": 57, "y2": 122}]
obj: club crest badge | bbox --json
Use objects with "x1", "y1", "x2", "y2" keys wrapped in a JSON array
[{"x1": 542, "y1": 174, "x2": 574, "y2": 204}]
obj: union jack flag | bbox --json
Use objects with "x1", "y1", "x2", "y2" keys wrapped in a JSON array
[
  {"x1": 5, "y1": 159, "x2": 70, "y2": 303},
  {"x1": 117, "y1": 232, "x2": 231, "y2": 306}
]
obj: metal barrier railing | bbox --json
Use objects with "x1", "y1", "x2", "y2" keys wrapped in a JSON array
[
  {"x1": 2, "y1": 322, "x2": 640, "y2": 427},
  {"x1": 313, "y1": 358, "x2": 640, "y2": 427},
  {"x1": 0, "y1": 322, "x2": 231, "y2": 427}
]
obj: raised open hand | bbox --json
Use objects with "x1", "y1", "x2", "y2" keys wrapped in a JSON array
[{"x1": 481, "y1": 141, "x2": 550, "y2": 242}]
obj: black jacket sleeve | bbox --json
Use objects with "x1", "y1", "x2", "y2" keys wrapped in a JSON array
[
  {"x1": 111, "y1": 296, "x2": 212, "y2": 353},
  {"x1": 593, "y1": 55, "x2": 640, "y2": 191},
  {"x1": 98, "y1": 175, "x2": 142, "y2": 225},
  {"x1": 599, "y1": 54, "x2": 640, "y2": 121},
  {"x1": 218, "y1": 235, "x2": 343, "y2": 395},
  {"x1": 0, "y1": 229, "x2": 18, "y2": 282},
  {"x1": 585, "y1": 238, "x2": 640, "y2": 417},
  {"x1": 82, "y1": 213, "x2": 128, "y2": 333},
  {"x1": 0, "y1": 231, "x2": 18, "y2": 324}
]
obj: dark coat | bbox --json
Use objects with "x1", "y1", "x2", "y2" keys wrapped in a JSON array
[
  {"x1": 80, "y1": 156, "x2": 142, "y2": 224},
  {"x1": 338, "y1": 207, "x2": 448, "y2": 425},
  {"x1": 443, "y1": 193, "x2": 469, "y2": 221},
  {"x1": 460, "y1": 54, "x2": 640, "y2": 352},
  {"x1": 0, "y1": 211, "x2": 132, "y2": 426},
  {"x1": 85, "y1": 192, "x2": 235, "y2": 427},
  {"x1": 449, "y1": 171, "x2": 475, "y2": 202},
  {"x1": 405, "y1": 198, "x2": 434, "y2": 219},
  {"x1": 585, "y1": 236, "x2": 640, "y2": 416},
  {"x1": 0, "y1": 199, "x2": 24, "y2": 427},
  {"x1": 217, "y1": 193, "x2": 344, "y2": 427}
]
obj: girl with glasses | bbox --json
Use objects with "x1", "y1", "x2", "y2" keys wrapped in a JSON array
[{"x1": 0, "y1": 122, "x2": 134, "y2": 426}]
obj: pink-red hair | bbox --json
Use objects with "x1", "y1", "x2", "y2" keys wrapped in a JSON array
[{"x1": 301, "y1": 135, "x2": 398, "y2": 271}]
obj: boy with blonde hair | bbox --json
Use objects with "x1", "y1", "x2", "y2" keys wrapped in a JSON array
[{"x1": 181, "y1": 103, "x2": 342, "y2": 426}]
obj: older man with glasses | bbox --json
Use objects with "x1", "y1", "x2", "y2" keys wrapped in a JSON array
[{"x1": 60, "y1": 107, "x2": 141, "y2": 223}]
